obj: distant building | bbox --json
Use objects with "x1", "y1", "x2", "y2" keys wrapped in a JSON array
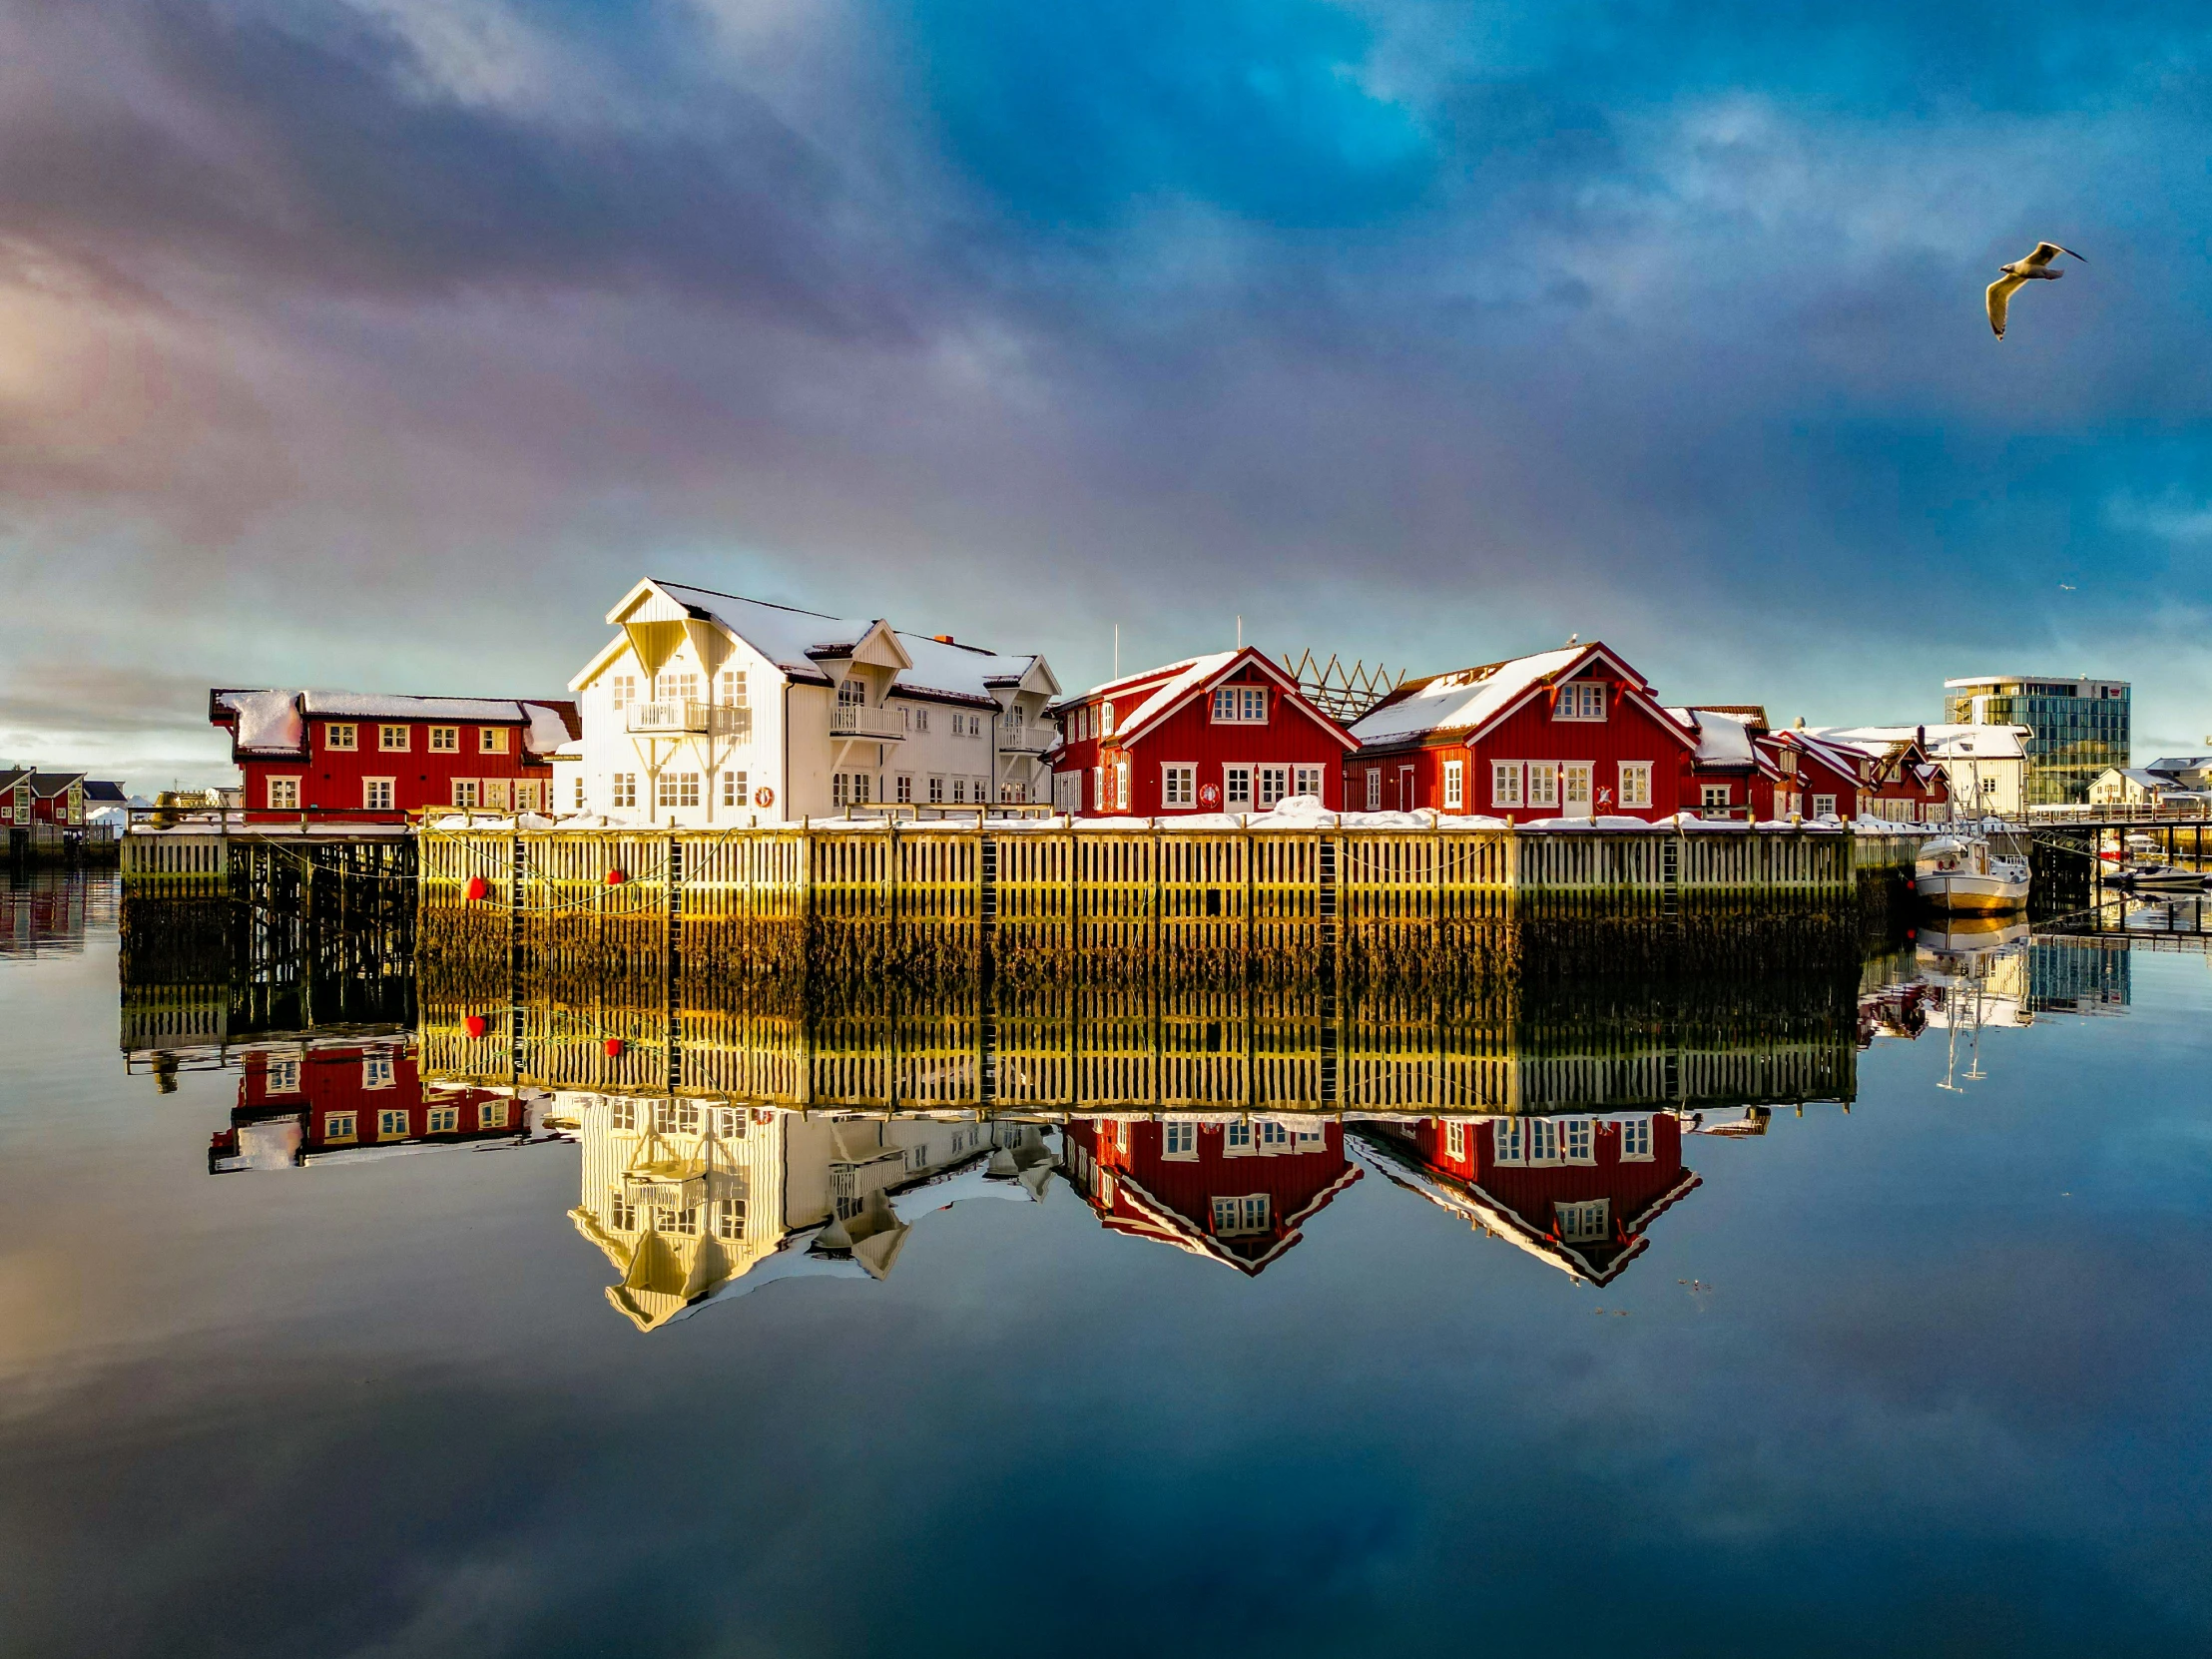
[
  {"x1": 210, "y1": 1040, "x2": 530, "y2": 1173},
  {"x1": 566, "y1": 578, "x2": 1060, "y2": 825},
  {"x1": 2088, "y1": 755, "x2": 2212, "y2": 808},
  {"x1": 1815, "y1": 723, "x2": 2029, "y2": 818},
  {"x1": 1048, "y1": 647, "x2": 1357, "y2": 817},
  {"x1": 1797, "y1": 729, "x2": 1952, "y2": 823},
  {"x1": 1942, "y1": 675, "x2": 2128, "y2": 806},
  {"x1": 211, "y1": 690, "x2": 577, "y2": 822}
]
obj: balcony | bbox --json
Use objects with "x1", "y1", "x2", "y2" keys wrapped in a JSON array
[
  {"x1": 994, "y1": 721, "x2": 1055, "y2": 755},
  {"x1": 830, "y1": 703, "x2": 904, "y2": 741},
  {"x1": 627, "y1": 701, "x2": 750, "y2": 739}
]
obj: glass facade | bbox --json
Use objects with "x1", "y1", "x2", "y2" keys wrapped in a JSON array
[{"x1": 1942, "y1": 677, "x2": 2129, "y2": 806}]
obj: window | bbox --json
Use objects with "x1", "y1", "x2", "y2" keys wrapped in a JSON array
[
  {"x1": 265, "y1": 1056, "x2": 301, "y2": 1095},
  {"x1": 1211, "y1": 686, "x2": 1269, "y2": 723},
  {"x1": 363, "y1": 778, "x2": 395, "y2": 811},
  {"x1": 1702, "y1": 784, "x2": 1731, "y2": 811},
  {"x1": 1258, "y1": 766, "x2": 1289, "y2": 809},
  {"x1": 665, "y1": 1206, "x2": 699, "y2": 1237},
  {"x1": 612, "y1": 774, "x2": 637, "y2": 809},
  {"x1": 1163, "y1": 1121, "x2": 1198, "y2": 1158},
  {"x1": 452, "y1": 780, "x2": 480, "y2": 808},
  {"x1": 378, "y1": 724, "x2": 409, "y2": 752},
  {"x1": 951, "y1": 777, "x2": 966, "y2": 804},
  {"x1": 1225, "y1": 1123, "x2": 1253, "y2": 1151},
  {"x1": 1295, "y1": 765, "x2": 1324, "y2": 799},
  {"x1": 1491, "y1": 762, "x2": 1522, "y2": 808},
  {"x1": 912, "y1": 707, "x2": 929, "y2": 734},
  {"x1": 362, "y1": 1051, "x2": 395, "y2": 1090},
  {"x1": 907, "y1": 1143, "x2": 932, "y2": 1172},
  {"x1": 1557, "y1": 1200, "x2": 1610, "y2": 1243},
  {"x1": 428, "y1": 1105, "x2": 459, "y2": 1134},
  {"x1": 1528, "y1": 764, "x2": 1559, "y2": 810},
  {"x1": 852, "y1": 774, "x2": 872, "y2": 806},
  {"x1": 611, "y1": 1101, "x2": 637, "y2": 1131},
  {"x1": 1779, "y1": 750, "x2": 1797, "y2": 776},
  {"x1": 1812, "y1": 794, "x2": 1837, "y2": 819},
  {"x1": 1618, "y1": 762, "x2": 1651, "y2": 809},
  {"x1": 514, "y1": 781, "x2": 542, "y2": 812},
  {"x1": 323, "y1": 1112, "x2": 357, "y2": 1143},
  {"x1": 895, "y1": 775, "x2": 912, "y2": 805},
  {"x1": 656, "y1": 671, "x2": 700, "y2": 703},
  {"x1": 1445, "y1": 1121, "x2": 1466, "y2": 1159},
  {"x1": 610, "y1": 675, "x2": 637, "y2": 710},
  {"x1": 724, "y1": 771, "x2": 748, "y2": 808},
  {"x1": 1555, "y1": 682, "x2": 1607, "y2": 721},
  {"x1": 658, "y1": 772, "x2": 700, "y2": 808},
  {"x1": 1112, "y1": 758, "x2": 1128, "y2": 815},
  {"x1": 1366, "y1": 769, "x2": 1382, "y2": 811},
  {"x1": 1211, "y1": 1194, "x2": 1271, "y2": 1234},
  {"x1": 609, "y1": 1196, "x2": 637, "y2": 1232},
  {"x1": 325, "y1": 723, "x2": 357, "y2": 751},
  {"x1": 1100, "y1": 701, "x2": 1116, "y2": 737},
  {"x1": 831, "y1": 773, "x2": 849, "y2": 810},
  {"x1": 1162, "y1": 764, "x2": 1195, "y2": 807},
  {"x1": 1224, "y1": 766, "x2": 1253, "y2": 810},
  {"x1": 1442, "y1": 760, "x2": 1464, "y2": 810},
  {"x1": 481, "y1": 780, "x2": 512, "y2": 812},
  {"x1": 429, "y1": 726, "x2": 458, "y2": 752},
  {"x1": 716, "y1": 1200, "x2": 747, "y2": 1240},
  {"x1": 1493, "y1": 1118, "x2": 1524, "y2": 1163},
  {"x1": 1258, "y1": 1120, "x2": 1290, "y2": 1149},
  {"x1": 1529, "y1": 1117, "x2": 1561, "y2": 1163},
  {"x1": 1619, "y1": 1116, "x2": 1653, "y2": 1161},
  {"x1": 480, "y1": 1100, "x2": 510, "y2": 1129},
  {"x1": 269, "y1": 777, "x2": 300, "y2": 811},
  {"x1": 721, "y1": 670, "x2": 747, "y2": 706},
  {"x1": 378, "y1": 1108, "x2": 410, "y2": 1138},
  {"x1": 479, "y1": 728, "x2": 508, "y2": 754},
  {"x1": 928, "y1": 776, "x2": 944, "y2": 804},
  {"x1": 1563, "y1": 1117, "x2": 1595, "y2": 1164}
]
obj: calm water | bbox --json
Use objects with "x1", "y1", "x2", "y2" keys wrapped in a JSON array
[{"x1": 5, "y1": 874, "x2": 2211, "y2": 1657}]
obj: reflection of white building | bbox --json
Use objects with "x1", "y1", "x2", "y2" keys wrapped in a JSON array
[
  {"x1": 560, "y1": 579, "x2": 1060, "y2": 825},
  {"x1": 561, "y1": 1095, "x2": 1053, "y2": 1330}
]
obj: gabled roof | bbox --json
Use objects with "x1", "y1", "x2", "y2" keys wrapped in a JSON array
[
  {"x1": 1669, "y1": 707, "x2": 1772, "y2": 774},
  {"x1": 83, "y1": 780, "x2": 128, "y2": 804},
  {"x1": 1351, "y1": 643, "x2": 1695, "y2": 753},
  {"x1": 2143, "y1": 755, "x2": 2212, "y2": 775},
  {"x1": 1810, "y1": 724, "x2": 2028, "y2": 763},
  {"x1": 0, "y1": 768, "x2": 29, "y2": 792},
  {"x1": 1062, "y1": 647, "x2": 1360, "y2": 751},
  {"x1": 27, "y1": 772, "x2": 88, "y2": 796},
  {"x1": 1082, "y1": 1162, "x2": 1363, "y2": 1277}
]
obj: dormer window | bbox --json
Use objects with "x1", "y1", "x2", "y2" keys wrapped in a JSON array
[
  {"x1": 838, "y1": 679, "x2": 865, "y2": 710},
  {"x1": 1101, "y1": 701, "x2": 1116, "y2": 738},
  {"x1": 1555, "y1": 682, "x2": 1606, "y2": 721},
  {"x1": 1210, "y1": 686, "x2": 1267, "y2": 724}
]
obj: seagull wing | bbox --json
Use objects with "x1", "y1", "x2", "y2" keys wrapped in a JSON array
[
  {"x1": 2024, "y1": 242, "x2": 2086, "y2": 267},
  {"x1": 1986, "y1": 274, "x2": 2027, "y2": 337}
]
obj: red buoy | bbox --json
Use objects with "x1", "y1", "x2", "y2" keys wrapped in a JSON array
[
  {"x1": 463, "y1": 875, "x2": 490, "y2": 902},
  {"x1": 605, "y1": 868, "x2": 627, "y2": 886},
  {"x1": 604, "y1": 1037, "x2": 625, "y2": 1058},
  {"x1": 464, "y1": 1014, "x2": 489, "y2": 1039}
]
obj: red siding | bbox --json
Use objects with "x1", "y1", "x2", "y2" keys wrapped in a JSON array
[
  {"x1": 229, "y1": 717, "x2": 555, "y2": 824},
  {"x1": 228, "y1": 1043, "x2": 518, "y2": 1157},
  {"x1": 1064, "y1": 1117, "x2": 1356, "y2": 1269}
]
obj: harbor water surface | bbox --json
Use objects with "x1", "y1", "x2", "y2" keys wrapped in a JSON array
[{"x1": 3, "y1": 873, "x2": 2210, "y2": 1656}]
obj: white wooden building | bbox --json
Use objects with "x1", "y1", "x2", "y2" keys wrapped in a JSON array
[{"x1": 561, "y1": 579, "x2": 1060, "y2": 825}]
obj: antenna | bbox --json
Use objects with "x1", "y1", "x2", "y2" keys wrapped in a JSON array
[
  {"x1": 1237, "y1": 615, "x2": 1243, "y2": 650},
  {"x1": 1113, "y1": 623, "x2": 1119, "y2": 678}
]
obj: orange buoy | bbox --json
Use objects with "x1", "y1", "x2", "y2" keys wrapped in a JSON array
[
  {"x1": 605, "y1": 868, "x2": 627, "y2": 886},
  {"x1": 463, "y1": 875, "x2": 489, "y2": 901},
  {"x1": 464, "y1": 1014, "x2": 489, "y2": 1039},
  {"x1": 604, "y1": 1037, "x2": 625, "y2": 1058}
]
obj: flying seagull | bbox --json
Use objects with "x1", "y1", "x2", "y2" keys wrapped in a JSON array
[{"x1": 1986, "y1": 242, "x2": 2088, "y2": 339}]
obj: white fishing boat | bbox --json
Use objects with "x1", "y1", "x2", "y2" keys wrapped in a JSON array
[
  {"x1": 2107, "y1": 860, "x2": 2207, "y2": 892},
  {"x1": 1914, "y1": 834, "x2": 2030, "y2": 913}
]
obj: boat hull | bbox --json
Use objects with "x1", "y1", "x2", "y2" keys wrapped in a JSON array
[{"x1": 1917, "y1": 871, "x2": 2029, "y2": 912}]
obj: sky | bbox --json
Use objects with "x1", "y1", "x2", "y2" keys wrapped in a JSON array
[{"x1": 2, "y1": 0, "x2": 2209, "y2": 791}]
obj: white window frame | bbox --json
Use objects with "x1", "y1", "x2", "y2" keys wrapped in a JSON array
[
  {"x1": 1490, "y1": 762, "x2": 1522, "y2": 809},
  {"x1": 1618, "y1": 1116, "x2": 1654, "y2": 1161},
  {"x1": 362, "y1": 1051, "x2": 395, "y2": 1090},
  {"x1": 377, "y1": 1108, "x2": 409, "y2": 1138},
  {"x1": 1162, "y1": 1121, "x2": 1198, "y2": 1159},
  {"x1": 428, "y1": 1105, "x2": 459, "y2": 1135},
  {"x1": 1162, "y1": 764, "x2": 1196, "y2": 808},
  {"x1": 324, "y1": 723, "x2": 357, "y2": 752},
  {"x1": 1618, "y1": 761, "x2": 1652, "y2": 809},
  {"x1": 363, "y1": 778, "x2": 395, "y2": 812},
  {"x1": 724, "y1": 770, "x2": 749, "y2": 808},
  {"x1": 1442, "y1": 759, "x2": 1464, "y2": 810},
  {"x1": 377, "y1": 724, "x2": 409, "y2": 753},
  {"x1": 323, "y1": 1111, "x2": 357, "y2": 1143},
  {"x1": 1294, "y1": 765, "x2": 1324, "y2": 800},
  {"x1": 429, "y1": 725, "x2": 458, "y2": 752},
  {"x1": 1528, "y1": 1117, "x2": 1561, "y2": 1165},
  {"x1": 480, "y1": 1099, "x2": 510, "y2": 1129},
  {"x1": 265, "y1": 1056, "x2": 301, "y2": 1095},
  {"x1": 480, "y1": 779, "x2": 512, "y2": 812},
  {"x1": 1257, "y1": 765, "x2": 1289, "y2": 810},
  {"x1": 1210, "y1": 685, "x2": 1269, "y2": 724},
  {"x1": 451, "y1": 780, "x2": 480, "y2": 809},
  {"x1": 1562, "y1": 761, "x2": 1593, "y2": 814},
  {"x1": 611, "y1": 774, "x2": 637, "y2": 809},
  {"x1": 609, "y1": 675, "x2": 636, "y2": 711},
  {"x1": 894, "y1": 774, "x2": 912, "y2": 805},
  {"x1": 1527, "y1": 763, "x2": 1559, "y2": 810},
  {"x1": 1556, "y1": 1198, "x2": 1610, "y2": 1243},
  {"x1": 1492, "y1": 1119, "x2": 1524, "y2": 1163},
  {"x1": 1562, "y1": 1116, "x2": 1595, "y2": 1165},
  {"x1": 1554, "y1": 682, "x2": 1607, "y2": 721},
  {"x1": 1211, "y1": 1193, "x2": 1271, "y2": 1235},
  {"x1": 1366, "y1": 768, "x2": 1382, "y2": 811},
  {"x1": 1812, "y1": 794, "x2": 1838, "y2": 819},
  {"x1": 1444, "y1": 1120, "x2": 1466, "y2": 1159},
  {"x1": 268, "y1": 777, "x2": 301, "y2": 811},
  {"x1": 478, "y1": 727, "x2": 509, "y2": 755},
  {"x1": 928, "y1": 776, "x2": 945, "y2": 805},
  {"x1": 1701, "y1": 783, "x2": 1732, "y2": 811},
  {"x1": 1223, "y1": 765, "x2": 1254, "y2": 811}
]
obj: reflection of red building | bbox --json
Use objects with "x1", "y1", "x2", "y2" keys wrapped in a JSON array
[
  {"x1": 1060, "y1": 1116, "x2": 1362, "y2": 1274},
  {"x1": 210, "y1": 1041, "x2": 526, "y2": 1172},
  {"x1": 1352, "y1": 1112, "x2": 1699, "y2": 1285}
]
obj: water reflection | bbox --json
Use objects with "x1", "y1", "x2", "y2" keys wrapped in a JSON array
[
  {"x1": 3, "y1": 868, "x2": 113, "y2": 956},
  {"x1": 117, "y1": 910, "x2": 2163, "y2": 1326}
]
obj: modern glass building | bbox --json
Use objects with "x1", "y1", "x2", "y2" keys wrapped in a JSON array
[{"x1": 1942, "y1": 675, "x2": 2129, "y2": 806}]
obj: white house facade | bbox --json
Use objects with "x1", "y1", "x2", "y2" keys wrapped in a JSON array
[{"x1": 561, "y1": 579, "x2": 1060, "y2": 826}]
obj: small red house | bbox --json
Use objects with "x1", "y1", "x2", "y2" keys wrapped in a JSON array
[
  {"x1": 1671, "y1": 706, "x2": 1786, "y2": 820},
  {"x1": 1354, "y1": 1111, "x2": 1701, "y2": 1286},
  {"x1": 1813, "y1": 729, "x2": 1951, "y2": 823},
  {"x1": 1048, "y1": 649, "x2": 1358, "y2": 817},
  {"x1": 211, "y1": 1040, "x2": 524, "y2": 1172},
  {"x1": 212, "y1": 689, "x2": 579, "y2": 823},
  {"x1": 1347, "y1": 642, "x2": 1697, "y2": 822},
  {"x1": 1766, "y1": 729, "x2": 1866, "y2": 822},
  {"x1": 1058, "y1": 1115, "x2": 1362, "y2": 1275}
]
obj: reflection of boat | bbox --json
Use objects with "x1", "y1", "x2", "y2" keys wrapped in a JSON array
[
  {"x1": 1915, "y1": 916, "x2": 2029, "y2": 952},
  {"x1": 2106, "y1": 862, "x2": 2206, "y2": 892},
  {"x1": 1915, "y1": 835, "x2": 2029, "y2": 912}
]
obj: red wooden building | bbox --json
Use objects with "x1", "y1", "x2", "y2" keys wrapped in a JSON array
[
  {"x1": 210, "y1": 1040, "x2": 526, "y2": 1172},
  {"x1": 1058, "y1": 1115, "x2": 1363, "y2": 1274},
  {"x1": 1354, "y1": 1111, "x2": 1701, "y2": 1286},
  {"x1": 1671, "y1": 706, "x2": 1786, "y2": 820},
  {"x1": 1346, "y1": 642, "x2": 1698, "y2": 822},
  {"x1": 1765, "y1": 729, "x2": 1867, "y2": 822},
  {"x1": 1815, "y1": 729, "x2": 1952, "y2": 823},
  {"x1": 1048, "y1": 649, "x2": 1359, "y2": 817},
  {"x1": 212, "y1": 689, "x2": 579, "y2": 823}
]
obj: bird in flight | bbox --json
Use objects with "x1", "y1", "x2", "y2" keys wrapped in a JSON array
[{"x1": 1986, "y1": 242, "x2": 2088, "y2": 339}]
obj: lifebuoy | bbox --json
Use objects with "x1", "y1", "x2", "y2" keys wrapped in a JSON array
[
  {"x1": 1198, "y1": 784, "x2": 1220, "y2": 806},
  {"x1": 755, "y1": 786, "x2": 775, "y2": 808}
]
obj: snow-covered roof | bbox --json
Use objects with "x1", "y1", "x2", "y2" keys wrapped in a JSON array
[
  {"x1": 1351, "y1": 647, "x2": 1584, "y2": 746},
  {"x1": 638, "y1": 581, "x2": 1051, "y2": 705},
  {"x1": 2143, "y1": 755, "x2": 2212, "y2": 775},
  {"x1": 212, "y1": 690, "x2": 575, "y2": 758},
  {"x1": 1669, "y1": 707, "x2": 1759, "y2": 769},
  {"x1": 1810, "y1": 724, "x2": 2027, "y2": 762},
  {"x1": 1059, "y1": 649, "x2": 1358, "y2": 750}
]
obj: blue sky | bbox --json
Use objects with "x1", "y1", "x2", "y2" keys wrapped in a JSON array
[{"x1": 1, "y1": 0, "x2": 2208, "y2": 787}]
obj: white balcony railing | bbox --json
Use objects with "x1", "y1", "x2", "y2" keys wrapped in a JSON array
[
  {"x1": 994, "y1": 721, "x2": 1055, "y2": 755},
  {"x1": 626, "y1": 700, "x2": 750, "y2": 738},
  {"x1": 831, "y1": 703, "x2": 904, "y2": 740}
]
